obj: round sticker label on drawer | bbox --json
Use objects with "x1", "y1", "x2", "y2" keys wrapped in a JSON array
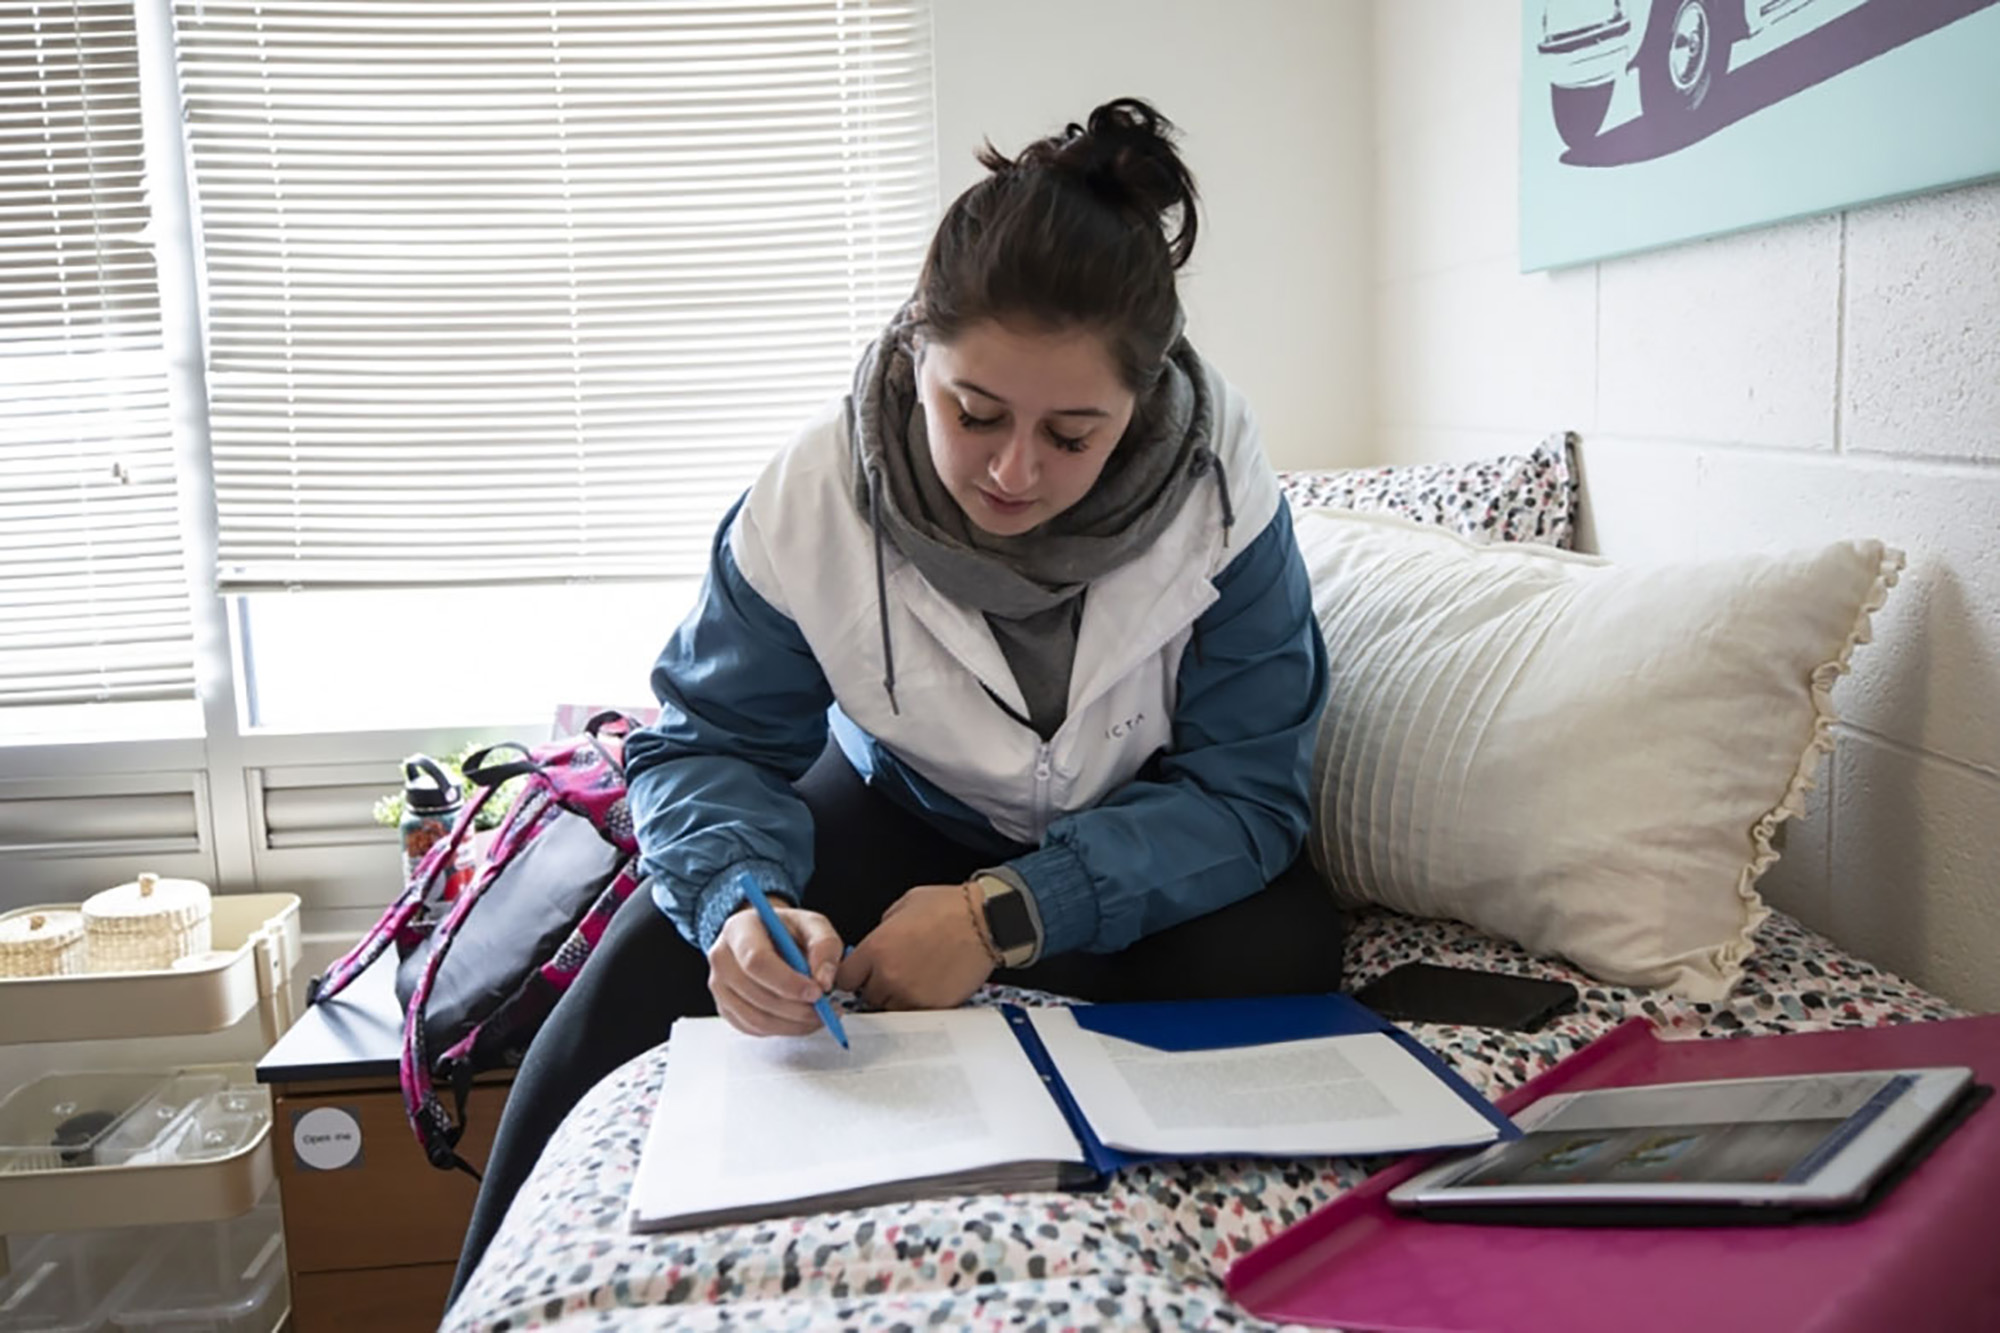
[{"x1": 292, "y1": 1105, "x2": 365, "y2": 1171}]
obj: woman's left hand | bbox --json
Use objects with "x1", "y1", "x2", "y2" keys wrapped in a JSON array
[{"x1": 835, "y1": 882, "x2": 995, "y2": 1011}]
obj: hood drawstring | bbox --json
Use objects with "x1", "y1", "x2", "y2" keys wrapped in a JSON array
[
  {"x1": 1189, "y1": 443, "x2": 1235, "y2": 669},
  {"x1": 1190, "y1": 446, "x2": 1235, "y2": 547},
  {"x1": 866, "y1": 462, "x2": 901, "y2": 714}
]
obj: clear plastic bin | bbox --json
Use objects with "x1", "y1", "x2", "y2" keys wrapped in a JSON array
[
  {"x1": 0, "y1": 1228, "x2": 159, "y2": 1333},
  {"x1": 162, "y1": 1088, "x2": 268, "y2": 1165},
  {"x1": 107, "y1": 1200, "x2": 285, "y2": 1333},
  {"x1": 90, "y1": 1076, "x2": 229, "y2": 1168},
  {"x1": 0, "y1": 1074, "x2": 165, "y2": 1174}
]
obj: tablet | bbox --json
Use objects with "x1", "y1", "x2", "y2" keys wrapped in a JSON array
[{"x1": 1388, "y1": 1066, "x2": 1977, "y2": 1221}]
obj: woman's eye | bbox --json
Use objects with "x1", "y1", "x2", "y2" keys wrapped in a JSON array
[
  {"x1": 957, "y1": 409, "x2": 1003, "y2": 431},
  {"x1": 1048, "y1": 428, "x2": 1088, "y2": 453}
]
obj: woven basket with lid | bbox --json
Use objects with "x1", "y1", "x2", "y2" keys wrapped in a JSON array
[
  {"x1": 81, "y1": 872, "x2": 212, "y2": 973},
  {"x1": 0, "y1": 909, "x2": 87, "y2": 978}
]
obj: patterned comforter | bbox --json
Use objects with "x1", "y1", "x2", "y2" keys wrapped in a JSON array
[{"x1": 443, "y1": 908, "x2": 1962, "y2": 1331}]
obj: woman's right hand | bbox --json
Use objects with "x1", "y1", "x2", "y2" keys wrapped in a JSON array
[{"x1": 706, "y1": 904, "x2": 844, "y2": 1037}]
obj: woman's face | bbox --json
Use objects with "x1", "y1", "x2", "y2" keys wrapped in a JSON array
[{"x1": 915, "y1": 320, "x2": 1137, "y2": 537}]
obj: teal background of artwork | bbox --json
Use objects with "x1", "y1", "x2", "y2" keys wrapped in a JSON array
[{"x1": 1520, "y1": 1, "x2": 2000, "y2": 271}]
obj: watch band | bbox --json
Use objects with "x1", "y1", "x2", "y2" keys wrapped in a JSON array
[{"x1": 971, "y1": 873, "x2": 1039, "y2": 969}]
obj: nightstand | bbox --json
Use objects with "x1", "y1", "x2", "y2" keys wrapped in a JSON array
[{"x1": 257, "y1": 950, "x2": 512, "y2": 1333}]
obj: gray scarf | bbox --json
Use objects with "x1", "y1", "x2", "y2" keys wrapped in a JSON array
[{"x1": 848, "y1": 316, "x2": 1230, "y2": 739}]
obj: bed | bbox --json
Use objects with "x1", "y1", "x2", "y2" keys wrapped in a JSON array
[
  {"x1": 440, "y1": 905, "x2": 1962, "y2": 1332},
  {"x1": 444, "y1": 438, "x2": 1938, "y2": 1330}
]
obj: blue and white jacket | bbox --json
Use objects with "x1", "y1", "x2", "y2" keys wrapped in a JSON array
[{"x1": 625, "y1": 360, "x2": 1330, "y2": 960}]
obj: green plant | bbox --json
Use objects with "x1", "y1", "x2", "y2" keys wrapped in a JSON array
[{"x1": 372, "y1": 743, "x2": 527, "y2": 832}]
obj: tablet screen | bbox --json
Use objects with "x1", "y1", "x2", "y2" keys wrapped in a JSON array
[
  {"x1": 1451, "y1": 1072, "x2": 1909, "y2": 1188},
  {"x1": 1389, "y1": 1065, "x2": 1975, "y2": 1213}
]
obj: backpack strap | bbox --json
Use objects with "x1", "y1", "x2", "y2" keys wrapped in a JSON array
[
  {"x1": 398, "y1": 865, "x2": 487, "y2": 1178},
  {"x1": 306, "y1": 785, "x2": 494, "y2": 1005},
  {"x1": 461, "y1": 740, "x2": 542, "y2": 787},
  {"x1": 583, "y1": 709, "x2": 637, "y2": 739},
  {"x1": 305, "y1": 899, "x2": 410, "y2": 1007},
  {"x1": 396, "y1": 793, "x2": 560, "y2": 1177}
]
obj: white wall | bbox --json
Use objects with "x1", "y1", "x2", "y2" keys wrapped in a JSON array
[
  {"x1": 930, "y1": 0, "x2": 1375, "y2": 470},
  {"x1": 1371, "y1": 1, "x2": 2000, "y2": 1009}
]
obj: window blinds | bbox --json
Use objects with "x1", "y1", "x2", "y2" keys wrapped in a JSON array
[
  {"x1": 0, "y1": 0, "x2": 195, "y2": 709},
  {"x1": 174, "y1": 0, "x2": 937, "y2": 591}
]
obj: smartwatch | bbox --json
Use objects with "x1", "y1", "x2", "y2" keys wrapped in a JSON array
[{"x1": 971, "y1": 873, "x2": 1039, "y2": 969}]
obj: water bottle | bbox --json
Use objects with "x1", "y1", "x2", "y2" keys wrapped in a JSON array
[{"x1": 399, "y1": 755, "x2": 475, "y2": 902}]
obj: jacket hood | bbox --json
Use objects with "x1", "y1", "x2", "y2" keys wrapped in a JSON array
[{"x1": 845, "y1": 311, "x2": 1231, "y2": 730}]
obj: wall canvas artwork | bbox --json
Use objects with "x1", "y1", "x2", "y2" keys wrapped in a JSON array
[{"x1": 1520, "y1": 0, "x2": 2000, "y2": 270}]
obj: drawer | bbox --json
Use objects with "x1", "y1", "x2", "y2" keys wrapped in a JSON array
[
  {"x1": 293, "y1": 1262, "x2": 454, "y2": 1333},
  {"x1": 272, "y1": 1082, "x2": 508, "y2": 1273}
]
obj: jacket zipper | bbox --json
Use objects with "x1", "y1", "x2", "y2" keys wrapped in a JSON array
[{"x1": 1031, "y1": 742, "x2": 1054, "y2": 840}]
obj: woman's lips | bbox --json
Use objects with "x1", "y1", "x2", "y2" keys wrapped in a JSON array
[{"x1": 979, "y1": 489, "x2": 1034, "y2": 515}]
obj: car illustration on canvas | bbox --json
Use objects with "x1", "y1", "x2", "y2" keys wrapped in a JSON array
[{"x1": 1536, "y1": 0, "x2": 1877, "y2": 151}]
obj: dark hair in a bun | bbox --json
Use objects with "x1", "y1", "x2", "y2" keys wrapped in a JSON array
[{"x1": 914, "y1": 98, "x2": 1199, "y2": 391}]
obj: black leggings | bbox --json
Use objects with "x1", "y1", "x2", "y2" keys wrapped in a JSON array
[{"x1": 446, "y1": 744, "x2": 1345, "y2": 1308}]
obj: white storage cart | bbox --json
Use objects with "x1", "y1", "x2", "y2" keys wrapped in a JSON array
[{"x1": 0, "y1": 893, "x2": 301, "y2": 1332}]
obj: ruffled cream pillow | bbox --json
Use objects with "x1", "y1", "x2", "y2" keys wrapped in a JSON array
[{"x1": 1296, "y1": 508, "x2": 1901, "y2": 1001}]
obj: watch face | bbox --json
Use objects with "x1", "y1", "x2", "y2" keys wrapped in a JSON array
[{"x1": 983, "y1": 889, "x2": 1036, "y2": 953}]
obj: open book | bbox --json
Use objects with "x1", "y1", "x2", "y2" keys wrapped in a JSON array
[{"x1": 627, "y1": 994, "x2": 1511, "y2": 1233}]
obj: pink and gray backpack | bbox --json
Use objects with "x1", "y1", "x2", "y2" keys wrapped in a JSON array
[{"x1": 307, "y1": 711, "x2": 643, "y2": 1176}]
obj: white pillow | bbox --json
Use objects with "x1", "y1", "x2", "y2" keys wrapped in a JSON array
[{"x1": 1296, "y1": 508, "x2": 1901, "y2": 1001}]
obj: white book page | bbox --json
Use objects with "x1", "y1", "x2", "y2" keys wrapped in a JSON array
[
  {"x1": 1026, "y1": 1008, "x2": 1501, "y2": 1157},
  {"x1": 629, "y1": 1009, "x2": 1085, "y2": 1229}
]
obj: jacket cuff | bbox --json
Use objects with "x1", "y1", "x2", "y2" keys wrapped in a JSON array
[
  {"x1": 689, "y1": 859, "x2": 797, "y2": 953},
  {"x1": 996, "y1": 844, "x2": 1095, "y2": 960}
]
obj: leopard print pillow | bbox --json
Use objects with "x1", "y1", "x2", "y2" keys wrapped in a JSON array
[{"x1": 1278, "y1": 430, "x2": 1578, "y2": 549}]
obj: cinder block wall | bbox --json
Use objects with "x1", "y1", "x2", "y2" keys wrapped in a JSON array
[{"x1": 1370, "y1": 1, "x2": 2000, "y2": 1010}]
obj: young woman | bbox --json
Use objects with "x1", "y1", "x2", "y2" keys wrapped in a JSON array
[{"x1": 449, "y1": 97, "x2": 1341, "y2": 1302}]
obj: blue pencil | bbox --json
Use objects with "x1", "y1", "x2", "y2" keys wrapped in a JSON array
[{"x1": 738, "y1": 878, "x2": 849, "y2": 1049}]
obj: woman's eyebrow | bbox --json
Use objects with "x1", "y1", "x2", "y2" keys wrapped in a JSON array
[{"x1": 951, "y1": 377, "x2": 1110, "y2": 417}]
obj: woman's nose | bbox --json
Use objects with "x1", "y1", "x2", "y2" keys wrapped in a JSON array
[{"x1": 989, "y1": 430, "x2": 1036, "y2": 494}]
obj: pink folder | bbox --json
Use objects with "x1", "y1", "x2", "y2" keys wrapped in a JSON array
[{"x1": 1227, "y1": 1014, "x2": 2000, "y2": 1333}]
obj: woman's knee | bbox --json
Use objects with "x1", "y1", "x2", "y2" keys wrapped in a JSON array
[
  {"x1": 526, "y1": 889, "x2": 712, "y2": 1080},
  {"x1": 1007, "y1": 858, "x2": 1344, "y2": 1003}
]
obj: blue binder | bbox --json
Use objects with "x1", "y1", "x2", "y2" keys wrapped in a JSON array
[{"x1": 999, "y1": 993, "x2": 1517, "y2": 1183}]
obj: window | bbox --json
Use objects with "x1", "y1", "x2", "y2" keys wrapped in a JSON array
[
  {"x1": 1, "y1": 0, "x2": 935, "y2": 919},
  {"x1": 172, "y1": 0, "x2": 938, "y2": 729},
  {"x1": 0, "y1": 0, "x2": 202, "y2": 743},
  {"x1": 239, "y1": 582, "x2": 692, "y2": 732},
  {"x1": 0, "y1": 2, "x2": 932, "y2": 924}
]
